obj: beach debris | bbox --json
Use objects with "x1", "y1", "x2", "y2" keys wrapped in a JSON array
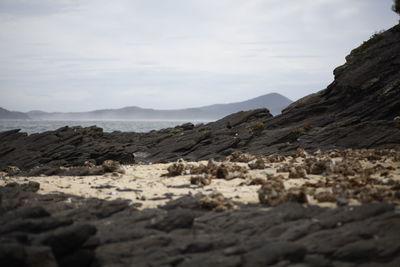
[
  {"x1": 1, "y1": 166, "x2": 21, "y2": 176},
  {"x1": 288, "y1": 166, "x2": 307, "y2": 178},
  {"x1": 248, "y1": 158, "x2": 266, "y2": 170},
  {"x1": 257, "y1": 179, "x2": 285, "y2": 206},
  {"x1": 296, "y1": 148, "x2": 309, "y2": 158},
  {"x1": 188, "y1": 163, "x2": 208, "y2": 175},
  {"x1": 84, "y1": 160, "x2": 96, "y2": 168},
  {"x1": 214, "y1": 163, "x2": 248, "y2": 180},
  {"x1": 258, "y1": 176, "x2": 308, "y2": 206},
  {"x1": 102, "y1": 160, "x2": 125, "y2": 174},
  {"x1": 190, "y1": 175, "x2": 212, "y2": 186},
  {"x1": 163, "y1": 159, "x2": 187, "y2": 177},
  {"x1": 199, "y1": 191, "x2": 234, "y2": 212},
  {"x1": 226, "y1": 151, "x2": 255, "y2": 163},
  {"x1": 277, "y1": 163, "x2": 291, "y2": 173},
  {"x1": 265, "y1": 153, "x2": 286, "y2": 163},
  {"x1": 247, "y1": 177, "x2": 267, "y2": 185},
  {"x1": 314, "y1": 191, "x2": 337, "y2": 203},
  {"x1": 285, "y1": 187, "x2": 308, "y2": 204}
]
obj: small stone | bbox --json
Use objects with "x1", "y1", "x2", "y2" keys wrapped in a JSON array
[
  {"x1": 84, "y1": 160, "x2": 96, "y2": 168},
  {"x1": 288, "y1": 166, "x2": 307, "y2": 178},
  {"x1": 336, "y1": 198, "x2": 348, "y2": 207},
  {"x1": 102, "y1": 160, "x2": 125, "y2": 174},
  {"x1": 190, "y1": 175, "x2": 211, "y2": 186},
  {"x1": 199, "y1": 191, "x2": 234, "y2": 211},
  {"x1": 315, "y1": 191, "x2": 337, "y2": 203},
  {"x1": 248, "y1": 158, "x2": 266, "y2": 170}
]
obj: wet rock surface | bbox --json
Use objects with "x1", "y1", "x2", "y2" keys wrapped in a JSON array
[{"x1": 1, "y1": 182, "x2": 400, "y2": 267}]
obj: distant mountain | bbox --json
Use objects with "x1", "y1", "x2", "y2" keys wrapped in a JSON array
[
  {"x1": 0, "y1": 107, "x2": 30, "y2": 120},
  {"x1": 27, "y1": 93, "x2": 292, "y2": 120}
]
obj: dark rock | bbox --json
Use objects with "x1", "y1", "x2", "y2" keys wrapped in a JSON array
[
  {"x1": 20, "y1": 181, "x2": 40, "y2": 192},
  {"x1": 1, "y1": 166, "x2": 21, "y2": 176},
  {"x1": 243, "y1": 242, "x2": 306, "y2": 265},
  {"x1": 149, "y1": 209, "x2": 195, "y2": 232},
  {"x1": 102, "y1": 160, "x2": 125, "y2": 174},
  {"x1": 0, "y1": 242, "x2": 27, "y2": 267},
  {"x1": 1, "y1": 182, "x2": 400, "y2": 266},
  {"x1": 34, "y1": 224, "x2": 96, "y2": 259},
  {"x1": 25, "y1": 246, "x2": 58, "y2": 267},
  {"x1": 0, "y1": 217, "x2": 71, "y2": 235},
  {"x1": 337, "y1": 198, "x2": 349, "y2": 207}
]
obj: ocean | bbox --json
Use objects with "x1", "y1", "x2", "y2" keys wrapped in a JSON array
[{"x1": 0, "y1": 120, "x2": 208, "y2": 135}]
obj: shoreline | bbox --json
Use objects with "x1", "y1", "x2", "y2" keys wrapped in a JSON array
[{"x1": 2, "y1": 148, "x2": 399, "y2": 210}]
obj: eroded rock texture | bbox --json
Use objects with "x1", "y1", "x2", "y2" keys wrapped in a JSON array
[{"x1": 1, "y1": 182, "x2": 400, "y2": 267}]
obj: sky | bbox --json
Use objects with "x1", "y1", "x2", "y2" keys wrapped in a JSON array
[{"x1": 0, "y1": 0, "x2": 398, "y2": 112}]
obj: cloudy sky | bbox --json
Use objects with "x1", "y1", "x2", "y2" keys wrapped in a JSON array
[{"x1": 0, "y1": 0, "x2": 398, "y2": 112}]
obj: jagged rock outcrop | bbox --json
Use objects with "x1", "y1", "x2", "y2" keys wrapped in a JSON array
[{"x1": 259, "y1": 24, "x2": 400, "y2": 152}]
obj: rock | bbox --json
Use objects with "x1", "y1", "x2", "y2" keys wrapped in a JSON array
[
  {"x1": 199, "y1": 192, "x2": 234, "y2": 211},
  {"x1": 1, "y1": 166, "x2": 20, "y2": 176},
  {"x1": 257, "y1": 179, "x2": 285, "y2": 206},
  {"x1": 177, "y1": 122, "x2": 195, "y2": 131},
  {"x1": 243, "y1": 242, "x2": 306, "y2": 266},
  {"x1": 0, "y1": 242, "x2": 27, "y2": 267},
  {"x1": 248, "y1": 158, "x2": 266, "y2": 170},
  {"x1": 190, "y1": 175, "x2": 211, "y2": 186},
  {"x1": 216, "y1": 165, "x2": 229, "y2": 179},
  {"x1": 83, "y1": 160, "x2": 95, "y2": 168},
  {"x1": 285, "y1": 188, "x2": 308, "y2": 204},
  {"x1": 34, "y1": 224, "x2": 97, "y2": 262},
  {"x1": 315, "y1": 191, "x2": 337, "y2": 203},
  {"x1": 288, "y1": 166, "x2": 307, "y2": 178},
  {"x1": 337, "y1": 198, "x2": 349, "y2": 207},
  {"x1": 1, "y1": 182, "x2": 400, "y2": 266},
  {"x1": 20, "y1": 181, "x2": 40, "y2": 192},
  {"x1": 150, "y1": 209, "x2": 195, "y2": 232},
  {"x1": 25, "y1": 246, "x2": 58, "y2": 267},
  {"x1": 102, "y1": 160, "x2": 125, "y2": 174},
  {"x1": 226, "y1": 151, "x2": 256, "y2": 163},
  {"x1": 163, "y1": 159, "x2": 187, "y2": 177}
]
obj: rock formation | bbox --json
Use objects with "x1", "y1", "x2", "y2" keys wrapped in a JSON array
[
  {"x1": 0, "y1": 25, "x2": 399, "y2": 172},
  {"x1": 1, "y1": 182, "x2": 399, "y2": 266}
]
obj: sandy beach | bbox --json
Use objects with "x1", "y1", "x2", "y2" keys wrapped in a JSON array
[{"x1": 2, "y1": 150, "x2": 399, "y2": 210}]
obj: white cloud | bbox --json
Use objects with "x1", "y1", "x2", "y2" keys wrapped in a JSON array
[{"x1": 0, "y1": 0, "x2": 398, "y2": 112}]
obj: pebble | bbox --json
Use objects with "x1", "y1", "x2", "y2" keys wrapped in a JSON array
[{"x1": 336, "y1": 198, "x2": 348, "y2": 207}]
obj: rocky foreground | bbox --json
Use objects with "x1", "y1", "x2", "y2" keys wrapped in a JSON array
[{"x1": 1, "y1": 148, "x2": 400, "y2": 266}]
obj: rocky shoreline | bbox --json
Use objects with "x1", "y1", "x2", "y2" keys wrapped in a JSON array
[
  {"x1": 1, "y1": 21, "x2": 400, "y2": 170},
  {"x1": 1, "y1": 148, "x2": 400, "y2": 266},
  {"x1": 1, "y1": 19, "x2": 400, "y2": 267}
]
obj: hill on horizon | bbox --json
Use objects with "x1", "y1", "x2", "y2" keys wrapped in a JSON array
[
  {"x1": 0, "y1": 107, "x2": 30, "y2": 120},
  {"x1": 26, "y1": 92, "x2": 292, "y2": 120}
]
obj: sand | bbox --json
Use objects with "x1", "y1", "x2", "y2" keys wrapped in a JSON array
[{"x1": 2, "y1": 155, "x2": 399, "y2": 210}]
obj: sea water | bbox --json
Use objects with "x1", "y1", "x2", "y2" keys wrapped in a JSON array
[{"x1": 0, "y1": 120, "x2": 208, "y2": 135}]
